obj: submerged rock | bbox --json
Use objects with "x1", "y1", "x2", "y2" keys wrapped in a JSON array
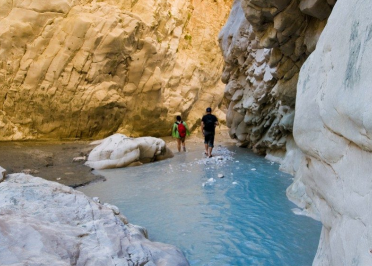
[
  {"x1": 0, "y1": 173, "x2": 189, "y2": 266},
  {"x1": 85, "y1": 134, "x2": 173, "y2": 170}
]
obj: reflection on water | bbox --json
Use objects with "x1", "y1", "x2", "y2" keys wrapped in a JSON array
[{"x1": 79, "y1": 146, "x2": 321, "y2": 266}]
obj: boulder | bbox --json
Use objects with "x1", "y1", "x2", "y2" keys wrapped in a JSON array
[
  {"x1": 0, "y1": 173, "x2": 189, "y2": 266},
  {"x1": 85, "y1": 134, "x2": 173, "y2": 170},
  {"x1": 0, "y1": 166, "x2": 6, "y2": 182}
]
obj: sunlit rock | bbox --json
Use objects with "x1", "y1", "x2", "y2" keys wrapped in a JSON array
[
  {"x1": 287, "y1": 0, "x2": 372, "y2": 264},
  {"x1": 85, "y1": 134, "x2": 173, "y2": 170},
  {"x1": 0, "y1": 173, "x2": 189, "y2": 265},
  {"x1": 0, "y1": 0, "x2": 233, "y2": 140}
]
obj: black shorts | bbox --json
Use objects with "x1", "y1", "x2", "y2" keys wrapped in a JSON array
[{"x1": 204, "y1": 131, "x2": 215, "y2": 147}]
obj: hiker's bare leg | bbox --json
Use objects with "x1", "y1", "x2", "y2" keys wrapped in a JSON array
[
  {"x1": 182, "y1": 140, "x2": 186, "y2": 152},
  {"x1": 204, "y1": 144, "x2": 208, "y2": 155},
  {"x1": 177, "y1": 138, "x2": 181, "y2": 152},
  {"x1": 208, "y1": 146, "x2": 213, "y2": 157}
]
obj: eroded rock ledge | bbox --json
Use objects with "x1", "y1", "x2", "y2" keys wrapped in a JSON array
[
  {"x1": 219, "y1": 0, "x2": 334, "y2": 155},
  {"x1": 0, "y1": 0, "x2": 232, "y2": 140},
  {"x1": 0, "y1": 173, "x2": 189, "y2": 266}
]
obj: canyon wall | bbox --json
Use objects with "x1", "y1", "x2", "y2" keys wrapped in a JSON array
[
  {"x1": 0, "y1": 0, "x2": 232, "y2": 140},
  {"x1": 286, "y1": 0, "x2": 372, "y2": 264},
  {"x1": 221, "y1": 0, "x2": 372, "y2": 265},
  {"x1": 219, "y1": 0, "x2": 332, "y2": 155}
]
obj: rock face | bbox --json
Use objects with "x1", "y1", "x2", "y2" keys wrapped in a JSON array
[
  {"x1": 85, "y1": 134, "x2": 173, "y2": 169},
  {"x1": 0, "y1": 166, "x2": 6, "y2": 182},
  {"x1": 286, "y1": 0, "x2": 372, "y2": 264},
  {"x1": 218, "y1": 0, "x2": 334, "y2": 155},
  {"x1": 0, "y1": 173, "x2": 189, "y2": 266},
  {"x1": 0, "y1": 0, "x2": 232, "y2": 140}
]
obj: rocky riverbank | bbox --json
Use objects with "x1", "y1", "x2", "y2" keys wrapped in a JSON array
[
  {"x1": 0, "y1": 140, "x2": 100, "y2": 188},
  {"x1": 0, "y1": 173, "x2": 189, "y2": 266},
  {"x1": 0, "y1": 128, "x2": 233, "y2": 188}
]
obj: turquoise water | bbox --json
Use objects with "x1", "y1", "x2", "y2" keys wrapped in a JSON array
[{"x1": 79, "y1": 146, "x2": 321, "y2": 266}]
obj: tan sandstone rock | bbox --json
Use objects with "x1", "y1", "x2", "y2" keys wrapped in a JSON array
[{"x1": 0, "y1": 0, "x2": 233, "y2": 140}]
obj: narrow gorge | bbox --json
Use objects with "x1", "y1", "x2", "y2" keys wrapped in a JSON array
[{"x1": 1, "y1": 0, "x2": 372, "y2": 265}]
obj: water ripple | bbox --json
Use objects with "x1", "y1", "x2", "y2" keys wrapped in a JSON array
[{"x1": 79, "y1": 146, "x2": 321, "y2": 266}]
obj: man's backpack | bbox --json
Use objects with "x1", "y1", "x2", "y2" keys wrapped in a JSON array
[{"x1": 177, "y1": 122, "x2": 187, "y2": 138}]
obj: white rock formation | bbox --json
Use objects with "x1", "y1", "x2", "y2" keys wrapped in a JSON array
[
  {"x1": 286, "y1": 0, "x2": 372, "y2": 264},
  {"x1": 0, "y1": 173, "x2": 189, "y2": 266},
  {"x1": 0, "y1": 166, "x2": 6, "y2": 182},
  {"x1": 0, "y1": 0, "x2": 232, "y2": 140},
  {"x1": 219, "y1": 0, "x2": 333, "y2": 155},
  {"x1": 85, "y1": 133, "x2": 173, "y2": 169}
]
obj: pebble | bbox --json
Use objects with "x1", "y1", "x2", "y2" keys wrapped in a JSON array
[{"x1": 218, "y1": 174, "x2": 224, "y2": 178}]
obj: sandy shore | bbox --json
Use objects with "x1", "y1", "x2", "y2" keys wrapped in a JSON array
[{"x1": 0, "y1": 129, "x2": 235, "y2": 188}]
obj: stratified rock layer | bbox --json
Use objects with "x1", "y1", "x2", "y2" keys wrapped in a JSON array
[
  {"x1": 219, "y1": 0, "x2": 333, "y2": 155},
  {"x1": 0, "y1": 0, "x2": 232, "y2": 140},
  {"x1": 286, "y1": 0, "x2": 372, "y2": 264},
  {"x1": 0, "y1": 173, "x2": 189, "y2": 266}
]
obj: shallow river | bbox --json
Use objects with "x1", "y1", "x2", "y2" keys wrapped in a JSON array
[{"x1": 79, "y1": 145, "x2": 321, "y2": 266}]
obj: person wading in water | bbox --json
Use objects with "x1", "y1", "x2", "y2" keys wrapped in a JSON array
[
  {"x1": 172, "y1": 115, "x2": 190, "y2": 152},
  {"x1": 201, "y1": 107, "x2": 219, "y2": 158}
]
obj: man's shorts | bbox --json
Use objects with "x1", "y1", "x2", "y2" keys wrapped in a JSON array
[{"x1": 204, "y1": 131, "x2": 215, "y2": 147}]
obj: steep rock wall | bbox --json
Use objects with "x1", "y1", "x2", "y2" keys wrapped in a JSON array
[
  {"x1": 219, "y1": 0, "x2": 333, "y2": 155},
  {"x1": 287, "y1": 0, "x2": 372, "y2": 264},
  {"x1": 221, "y1": 0, "x2": 372, "y2": 264},
  {"x1": 0, "y1": 0, "x2": 232, "y2": 140}
]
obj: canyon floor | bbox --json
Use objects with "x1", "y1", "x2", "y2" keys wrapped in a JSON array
[{"x1": 0, "y1": 128, "x2": 234, "y2": 188}]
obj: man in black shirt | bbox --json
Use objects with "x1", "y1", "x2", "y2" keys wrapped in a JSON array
[{"x1": 201, "y1": 107, "x2": 219, "y2": 158}]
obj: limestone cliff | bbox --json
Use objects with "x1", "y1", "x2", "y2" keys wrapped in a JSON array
[
  {"x1": 219, "y1": 0, "x2": 333, "y2": 155},
  {"x1": 221, "y1": 0, "x2": 372, "y2": 265},
  {"x1": 0, "y1": 0, "x2": 232, "y2": 140},
  {"x1": 286, "y1": 0, "x2": 372, "y2": 264}
]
